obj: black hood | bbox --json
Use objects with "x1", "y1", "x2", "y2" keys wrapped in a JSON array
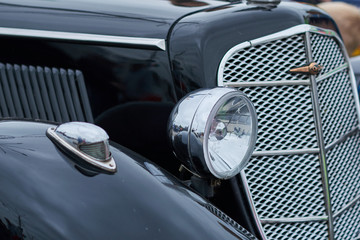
[
  {"x1": 0, "y1": 120, "x2": 254, "y2": 240},
  {"x1": 0, "y1": 0, "x2": 230, "y2": 39}
]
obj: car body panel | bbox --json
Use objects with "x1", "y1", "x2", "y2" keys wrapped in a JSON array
[
  {"x1": 0, "y1": 120, "x2": 253, "y2": 239},
  {"x1": 0, "y1": 0, "x2": 228, "y2": 39},
  {"x1": 168, "y1": 2, "x2": 337, "y2": 95},
  {"x1": 0, "y1": 0, "x2": 349, "y2": 239}
]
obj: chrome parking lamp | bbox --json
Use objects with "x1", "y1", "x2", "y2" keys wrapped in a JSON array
[{"x1": 47, "y1": 122, "x2": 116, "y2": 173}]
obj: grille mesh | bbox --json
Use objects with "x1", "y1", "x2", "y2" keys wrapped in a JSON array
[
  {"x1": 327, "y1": 133, "x2": 360, "y2": 213},
  {"x1": 263, "y1": 222, "x2": 328, "y2": 240},
  {"x1": 240, "y1": 85, "x2": 317, "y2": 151},
  {"x1": 317, "y1": 70, "x2": 359, "y2": 145},
  {"x1": 311, "y1": 33, "x2": 346, "y2": 76},
  {"x1": 219, "y1": 26, "x2": 360, "y2": 239},
  {"x1": 334, "y1": 202, "x2": 360, "y2": 240},
  {"x1": 245, "y1": 154, "x2": 325, "y2": 219},
  {"x1": 223, "y1": 35, "x2": 308, "y2": 83}
]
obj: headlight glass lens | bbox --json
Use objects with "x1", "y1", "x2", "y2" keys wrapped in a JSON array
[{"x1": 206, "y1": 95, "x2": 255, "y2": 179}]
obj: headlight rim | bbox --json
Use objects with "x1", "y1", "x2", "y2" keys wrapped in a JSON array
[{"x1": 203, "y1": 91, "x2": 258, "y2": 179}]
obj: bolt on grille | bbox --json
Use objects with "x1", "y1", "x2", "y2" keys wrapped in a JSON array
[{"x1": 218, "y1": 25, "x2": 360, "y2": 240}]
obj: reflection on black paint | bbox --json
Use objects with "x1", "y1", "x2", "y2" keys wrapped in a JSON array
[
  {"x1": 0, "y1": 135, "x2": 37, "y2": 156},
  {"x1": 0, "y1": 217, "x2": 25, "y2": 240}
]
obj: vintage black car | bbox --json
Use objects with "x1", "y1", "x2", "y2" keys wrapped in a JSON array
[{"x1": 0, "y1": 0, "x2": 359, "y2": 239}]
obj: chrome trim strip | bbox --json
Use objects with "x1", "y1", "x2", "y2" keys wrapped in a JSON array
[
  {"x1": 316, "y1": 63, "x2": 349, "y2": 83},
  {"x1": 333, "y1": 194, "x2": 360, "y2": 219},
  {"x1": 305, "y1": 31, "x2": 334, "y2": 240},
  {"x1": 224, "y1": 80, "x2": 310, "y2": 88},
  {"x1": 261, "y1": 216, "x2": 328, "y2": 224},
  {"x1": 252, "y1": 148, "x2": 319, "y2": 157},
  {"x1": 325, "y1": 127, "x2": 359, "y2": 152},
  {"x1": 250, "y1": 25, "x2": 338, "y2": 47},
  {"x1": 0, "y1": 27, "x2": 166, "y2": 51},
  {"x1": 253, "y1": 127, "x2": 359, "y2": 156},
  {"x1": 345, "y1": 46, "x2": 360, "y2": 127},
  {"x1": 240, "y1": 171, "x2": 268, "y2": 240}
]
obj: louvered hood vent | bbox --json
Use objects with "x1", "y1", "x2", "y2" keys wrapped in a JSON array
[{"x1": 0, "y1": 63, "x2": 93, "y2": 123}]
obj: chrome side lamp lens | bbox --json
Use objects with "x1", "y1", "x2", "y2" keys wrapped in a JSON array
[
  {"x1": 47, "y1": 122, "x2": 116, "y2": 173},
  {"x1": 168, "y1": 88, "x2": 257, "y2": 179}
]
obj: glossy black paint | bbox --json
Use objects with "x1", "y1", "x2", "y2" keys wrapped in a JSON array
[
  {"x1": 0, "y1": 0, "x2": 228, "y2": 39},
  {"x1": 0, "y1": 38, "x2": 176, "y2": 117},
  {"x1": 0, "y1": 0, "x2": 183, "y2": 178},
  {"x1": 168, "y1": 1, "x2": 337, "y2": 96},
  {"x1": 0, "y1": 120, "x2": 253, "y2": 240}
]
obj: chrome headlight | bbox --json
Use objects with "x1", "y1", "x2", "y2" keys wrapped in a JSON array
[{"x1": 168, "y1": 87, "x2": 257, "y2": 179}]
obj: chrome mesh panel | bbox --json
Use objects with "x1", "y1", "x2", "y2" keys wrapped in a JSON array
[
  {"x1": 245, "y1": 154, "x2": 325, "y2": 218},
  {"x1": 327, "y1": 133, "x2": 360, "y2": 213},
  {"x1": 334, "y1": 202, "x2": 360, "y2": 240},
  {"x1": 311, "y1": 33, "x2": 346, "y2": 76},
  {"x1": 218, "y1": 25, "x2": 360, "y2": 240},
  {"x1": 263, "y1": 222, "x2": 328, "y2": 240},
  {"x1": 223, "y1": 35, "x2": 308, "y2": 83},
  {"x1": 317, "y1": 70, "x2": 359, "y2": 145},
  {"x1": 240, "y1": 86, "x2": 317, "y2": 151}
]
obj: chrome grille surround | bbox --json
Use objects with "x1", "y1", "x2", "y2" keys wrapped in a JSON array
[{"x1": 218, "y1": 25, "x2": 360, "y2": 240}]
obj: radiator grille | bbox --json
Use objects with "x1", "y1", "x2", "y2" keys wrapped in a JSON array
[
  {"x1": 245, "y1": 154, "x2": 325, "y2": 219},
  {"x1": 218, "y1": 25, "x2": 360, "y2": 239},
  {"x1": 328, "y1": 134, "x2": 360, "y2": 214},
  {"x1": 240, "y1": 85, "x2": 317, "y2": 151},
  {"x1": 317, "y1": 70, "x2": 358, "y2": 145},
  {"x1": 333, "y1": 202, "x2": 360, "y2": 240},
  {"x1": 223, "y1": 35, "x2": 308, "y2": 83},
  {"x1": 311, "y1": 33, "x2": 346, "y2": 77},
  {"x1": 0, "y1": 63, "x2": 93, "y2": 123},
  {"x1": 263, "y1": 221, "x2": 328, "y2": 240}
]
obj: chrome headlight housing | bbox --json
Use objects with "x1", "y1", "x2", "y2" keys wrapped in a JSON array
[{"x1": 168, "y1": 87, "x2": 257, "y2": 179}]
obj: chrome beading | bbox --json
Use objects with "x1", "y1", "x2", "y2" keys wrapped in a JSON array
[{"x1": 218, "y1": 24, "x2": 360, "y2": 239}]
